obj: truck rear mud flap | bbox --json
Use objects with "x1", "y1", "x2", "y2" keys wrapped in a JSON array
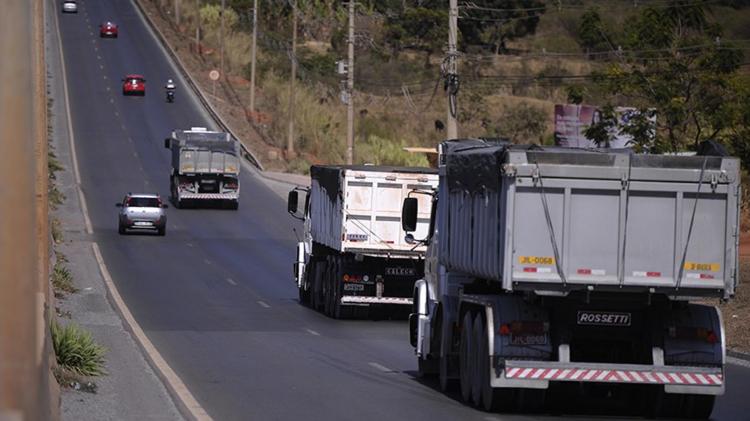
[
  {"x1": 495, "y1": 361, "x2": 723, "y2": 395},
  {"x1": 340, "y1": 296, "x2": 412, "y2": 306}
]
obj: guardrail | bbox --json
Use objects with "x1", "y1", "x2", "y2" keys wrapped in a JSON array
[{"x1": 132, "y1": 0, "x2": 264, "y2": 171}]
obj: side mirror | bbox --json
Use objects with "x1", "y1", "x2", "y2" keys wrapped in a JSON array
[
  {"x1": 404, "y1": 233, "x2": 416, "y2": 244},
  {"x1": 402, "y1": 197, "x2": 418, "y2": 232},
  {"x1": 287, "y1": 190, "x2": 299, "y2": 215},
  {"x1": 115, "y1": 203, "x2": 123, "y2": 207},
  {"x1": 164, "y1": 138, "x2": 170, "y2": 149},
  {"x1": 161, "y1": 204, "x2": 169, "y2": 209}
]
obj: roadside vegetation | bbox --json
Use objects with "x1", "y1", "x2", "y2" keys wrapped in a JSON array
[
  {"x1": 51, "y1": 321, "x2": 106, "y2": 391},
  {"x1": 46, "y1": 81, "x2": 107, "y2": 388},
  {"x1": 146, "y1": 0, "x2": 750, "y2": 172}
]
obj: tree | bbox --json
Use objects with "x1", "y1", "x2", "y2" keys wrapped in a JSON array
[
  {"x1": 385, "y1": 7, "x2": 447, "y2": 66},
  {"x1": 589, "y1": 3, "x2": 745, "y2": 153},
  {"x1": 577, "y1": 7, "x2": 607, "y2": 56},
  {"x1": 458, "y1": 0, "x2": 546, "y2": 54}
]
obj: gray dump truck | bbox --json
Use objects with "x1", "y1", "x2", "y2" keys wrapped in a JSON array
[
  {"x1": 287, "y1": 165, "x2": 438, "y2": 318},
  {"x1": 164, "y1": 127, "x2": 240, "y2": 209},
  {"x1": 401, "y1": 140, "x2": 740, "y2": 418}
]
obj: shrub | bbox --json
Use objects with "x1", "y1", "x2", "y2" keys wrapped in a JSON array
[
  {"x1": 51, "y1": 321, "x2": 106, "y2": 377},
  {"x1": 52, "y1": 256, "x2": 77, "y2": 294},
  {"x1": 357, "y1": 135, "x2": 429, "y2": 167}
]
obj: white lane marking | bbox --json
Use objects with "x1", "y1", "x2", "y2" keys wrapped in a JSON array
[
  {"x1": 103, "y1": 75, "x2": 107, "y2": 79},
  {"x1": 99, "y1": 64, "x2": 103, "y2": 70},
  {"x1": 305, "y1": 328, "x2": 320, "y2": 336},
  {"x1": 110, "y1": 98, "x2": 114, "y2": 103},
  {"x1": 53, "y1": 0, "x2": 92, "y2": 234},
  {"x1": 368, "y1": 362, "x2": 394, "y2": 373},
  {"x1": 97, "y1": 55, "x2": 101, "y2": 60},
  {"x1": 203, "y1": 258, "x2": 210, "y2": 265},
  {"x1": 226, "y1": 278, "x2": 237, "y2": 286},
  {"x1": 105, "y1": 86, "x2": 110, "y2": 91},
  {"x1": 257, "y1": 300, "x2": 270, "y2": 308},
  {"x1": 89, "y1": 32, "x2": 93, "y2": 36},
  {"x1": 91, "y1": 243, "x2": 212, "y2": 420}
]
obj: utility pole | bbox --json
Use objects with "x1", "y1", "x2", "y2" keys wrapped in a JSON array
[
  {"x1": 195, "y1": 0, "x2": 201, "y2": 56},
  {"x1": 220, "y1": 0, "x2": 226, "y2": 79},
  {"x1": 287, "y1": 0, "x2": 297, "y2": 158},
  {"x1": 446, "y1": 0, "x2": 459, "y2": 139},
  {"x1": 345, "y1": 0, "x2": 355, "y2": 164},
  {"x1": 175, "y1": 0, "x2": 180, "y2": 26},
  {"x1": 249, "y1": 0, "x2": 258, "y2": 113}
]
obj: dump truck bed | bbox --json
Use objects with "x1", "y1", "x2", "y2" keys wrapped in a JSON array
[
  {"x1": 310, "y1": 165, "x2": 438, "y2": 256},
  {"x1": 439, "y1": 141, "x2": 740, "y2": 298}
]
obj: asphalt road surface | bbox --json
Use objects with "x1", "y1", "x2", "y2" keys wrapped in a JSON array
[{"x1": 55, "y1": 1, "x2": 750, "y2": 420}]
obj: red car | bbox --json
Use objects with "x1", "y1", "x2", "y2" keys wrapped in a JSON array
[
  {"x1": 100, "y1": 21, "x2": 118, "y2": 38},
  {"x1": 122, "y1": 74, "x2": 146, "y2": 96}
]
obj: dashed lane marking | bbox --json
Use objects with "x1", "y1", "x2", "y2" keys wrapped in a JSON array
[
  {"x1": 368, "y1": 362, "x2": 395, "y2": 373},
  {"x1": 226, "y1": 278, "x2": 237, "y2": 286},
  {"x1": 257, "y1": 301, "x2": 271, "y2": 308},
  {"x1": 305, "y1": 329, "x2": 320, "y2": 336}
]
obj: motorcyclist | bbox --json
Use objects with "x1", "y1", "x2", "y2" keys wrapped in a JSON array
[{"x1": 165, "y1": 79, "x2": 175, "y2": 101}]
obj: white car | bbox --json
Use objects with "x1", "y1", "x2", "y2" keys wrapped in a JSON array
[{"x1": 62, "y1": 1, "x2": 77, "y2": 13}]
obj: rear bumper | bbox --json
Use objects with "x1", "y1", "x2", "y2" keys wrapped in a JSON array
[
  {"x1": 495, "y1": 360, "x2": 723, "y2": 395},
  {"x1": 340, "y1": 296, "x2": 412, "y2": 306},
  {"x1": 178, "y1": 192, "x2": 238, "y2": 200}
]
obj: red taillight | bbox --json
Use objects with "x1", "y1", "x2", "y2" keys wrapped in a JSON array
[
  {"x1": 499, "y1": 321, "x2": 547, "y2": 336},
  {"x1": 224, "y1": 182, "x2": 238, "y2": 190},
  {"x1": 668, "y1": 326, "x2": 719, "y2": 344}
]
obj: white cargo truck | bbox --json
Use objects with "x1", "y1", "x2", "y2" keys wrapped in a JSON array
[
  {"x1": 287, "y1": 165, "x2": 438, "y2": 318},
  {"x1": 401, "y1": 140, "x2": 740, "y2": 418}
]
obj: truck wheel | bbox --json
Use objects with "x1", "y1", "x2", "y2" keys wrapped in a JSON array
[
  {"x1": 471, "y1": 314, "x2": 485, "y2": 407},
  {"x1": 417, "y1": 357, "x2": 438, "y2": 378},
  {"x1": 310, "y1": 260, "x2": 323, "y2": 311},
  {"x1": 229, "y1": 200, "x2": 239, "y2": 210},
  {"x1": 439, "y1": 354, "x2": 456, "y2": 392},
  {"x1": 459, "y1": 311, "x2": 474, "y2": 403},
  {"x1": 323, "y1": 257, "x2": 334, "y2": 316},
  {"x1": 157, "y1": 226, "x2": 166, "y2": 236},
  {"x1": 682, "y1": 394, "x2": 715, "y2": 419},
  {"x1": 118, "y1": 222, "x2": 126, "y2": 235}
]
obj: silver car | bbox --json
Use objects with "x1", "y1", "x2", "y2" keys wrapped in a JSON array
[
  {"x1": 62, "y1": 1, "x2": 78, "y2": 13},
  {"x1": 116, "y1": 193, "x2": 168, "y2": 235}
]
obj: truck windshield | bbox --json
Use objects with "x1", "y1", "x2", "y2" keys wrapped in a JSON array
[{"x1": 126, "y1": 197, "x2": 160, "y2": 207}]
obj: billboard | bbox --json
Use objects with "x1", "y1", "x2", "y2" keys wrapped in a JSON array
[{"x1": 554, "y1": 104, "x2": 654, "y2": 149}]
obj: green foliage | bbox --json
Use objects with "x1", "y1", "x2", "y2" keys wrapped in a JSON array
[
  {"x1": 357, "y1": 135, "x2": 429, "y2": 167},
  {"x1": 52, "y1": 255, "x2": 77, "y2": 294},
  {"x1": 590, "y1": 2, "x2": 746, "y2": 153},
  {"x1": 566, "y1": 84, "x2": 586, "y2": 105},
  {"x1": 490, "y1": 103, "x2": 547, "y2": 144},
  {"x1": 582, "y1": 104, "x2": 617, "y2": 147},
  {"x1": 577, "y1": 7, "x2": 607, "y2": 53},
  {"x1": 458, "y1": 0, "x2": 547, "y2": 53},
  {"x1": 51, "y1": 218, "x2": 63, "y2": 244},
  {"x1": 51, "y1": 321, "x2": 106, "y2": 377},
  {"x1": 386, "y1": 7, "x2": 447, "y2": 64}
]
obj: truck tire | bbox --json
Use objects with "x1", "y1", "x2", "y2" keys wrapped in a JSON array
[
  {"x1": 310, "y1": 260, "x2": 325, "y2": 311},
  {"x1": 471, "y1": 314, "x2": 485, "y2": 407},
  {"x1": 459, "y1": 311, "x2": 474, "y2": 404},
  {"x1": 118, "y1": 222, "x2": 126, "y2": 235},
  {"x1": 330, "y1": 256, "x2": 351, "y2": 319},
  {"x1": 682, "y1": 394, "x2": 715, "y2": 419},
  {"x1": 323, "y1": 257, "x2": 334, "y2": 316},
  {"x1": 226, "y1": 200, "x2": 239, "y2": 210},
  {"x1": 157, "y1": 226, "x2": 166, "y2": 236}
]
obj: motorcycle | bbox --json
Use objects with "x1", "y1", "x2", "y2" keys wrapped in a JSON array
[{"x1": 166, "y1": 89, "x2": 175, "y2": 103}]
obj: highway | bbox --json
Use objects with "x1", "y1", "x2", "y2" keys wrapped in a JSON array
[{"x1": 54, "y1": 1, "x2": 750, "y2": 420}]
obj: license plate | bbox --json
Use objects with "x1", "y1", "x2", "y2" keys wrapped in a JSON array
[
  {"x1": 134, "y1": 221, "x2": 152, "y2": 226},
  {"x1": 343, "y1": 283, "x2": 364, "y2": 291},
  {"x1": 510, "y1": 334, "x2": 547, "y2": 345},
  {"x1": 577, "y1": 311, "x2": 631, "y2": 327}
]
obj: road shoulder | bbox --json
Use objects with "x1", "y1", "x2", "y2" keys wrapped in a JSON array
[{"x1": 47, "y1": 1, "x2": 183, "y2": 419}]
